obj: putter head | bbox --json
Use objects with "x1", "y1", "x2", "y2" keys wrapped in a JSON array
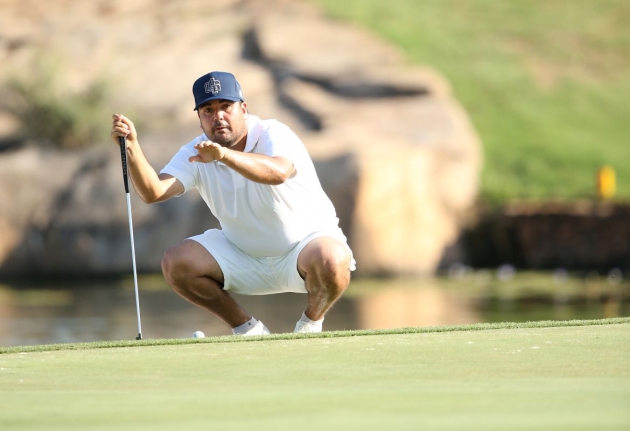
[{"x1": 136, "y1": 334, "x2": 142, "y2": 340}]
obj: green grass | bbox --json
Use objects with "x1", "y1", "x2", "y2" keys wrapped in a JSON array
[
  {"x1": 313, "y1": 0, "x2": 630, "y2": 203},
  {"x1": 1, "y1": 318, "x2": 629, "y2": 430}
]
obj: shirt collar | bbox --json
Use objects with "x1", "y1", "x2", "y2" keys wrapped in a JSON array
[{"x1": 243, "y1": 115, "x2": 261, "y2": 153}]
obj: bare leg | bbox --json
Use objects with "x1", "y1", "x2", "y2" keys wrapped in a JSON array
[
  {"x1": 297, "y1": 237, "x2": 352, "y2": 321},
  {"x1": 161, "y1": 239, "x2": 251, "y2": 328}
]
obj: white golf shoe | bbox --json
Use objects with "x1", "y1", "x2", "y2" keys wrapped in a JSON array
[
  {"x1": 239, "y1": 320, "x2": 271, "y2": 336},
  {"x1": 294, "y1": 319, "x2": 323, "y2": 333}
]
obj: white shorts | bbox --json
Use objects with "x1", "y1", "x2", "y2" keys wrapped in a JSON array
[{"x1": 189, "y1": 229, "x2": 355, "y2": 295}]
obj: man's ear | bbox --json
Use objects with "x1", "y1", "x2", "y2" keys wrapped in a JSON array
[{"x1": 241, "y1": 102, "x2": 248, "y2": 114}]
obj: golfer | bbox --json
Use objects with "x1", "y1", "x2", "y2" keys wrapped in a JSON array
[{"x1": 110, "y1": 71, "x2": 355, "y2": 335}]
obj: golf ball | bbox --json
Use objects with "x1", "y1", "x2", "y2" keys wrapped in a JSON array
[{"x1": 192, "y1": 330, "x2": 205, "y2": 338}]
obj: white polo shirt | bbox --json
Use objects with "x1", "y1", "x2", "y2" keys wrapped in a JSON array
[{"x1": 161, "y1": 115, "x2": 347, "y2": 258}]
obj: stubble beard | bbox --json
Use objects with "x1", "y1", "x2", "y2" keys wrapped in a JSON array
[{"x1": 201, "y1": 123, "x2": 243, "y2": 148}]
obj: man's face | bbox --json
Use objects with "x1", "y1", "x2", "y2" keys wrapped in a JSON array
[{"x1": 197, "y1": 100, "x2": 248, "y2": 148}]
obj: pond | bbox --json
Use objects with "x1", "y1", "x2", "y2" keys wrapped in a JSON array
[{"x1": 0, "y1": 268, "x2": 628, "y2": 346}]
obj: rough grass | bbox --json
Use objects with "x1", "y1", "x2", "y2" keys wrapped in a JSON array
[
  {"x1": 314, "y1": 0, "x2": 630, "y2": 203},
  {"x1": 1, "y1": 318, "x2": 628, "y2": 430}
]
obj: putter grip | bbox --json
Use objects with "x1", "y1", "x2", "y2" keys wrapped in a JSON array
[{"x1": 119, "y1": 136, "x2": 129, "y2": 194}]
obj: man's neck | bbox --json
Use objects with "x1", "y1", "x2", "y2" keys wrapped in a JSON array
[{"x1": 230, "y1": 133, "x2": 248, "y2": 152}]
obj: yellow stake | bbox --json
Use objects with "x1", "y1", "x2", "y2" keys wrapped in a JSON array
[{"x1": 596, "y1": 165, "x2": 616, "y2": 200}]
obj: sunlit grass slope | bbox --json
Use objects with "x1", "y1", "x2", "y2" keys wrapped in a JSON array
[{"x1": 314, "y1": 0, "x2": 630, "y2": 203}]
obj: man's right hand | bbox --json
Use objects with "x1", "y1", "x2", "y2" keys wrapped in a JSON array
[
  {"x1": 109, "y1": 113, "x2": 184, "y2": 203},
  {"x1": 111, "y1": 114, "x2": 138, "y2": 148}
]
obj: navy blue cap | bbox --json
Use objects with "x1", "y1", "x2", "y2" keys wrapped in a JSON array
[{"x1": 192, "y1": 71, "x2": 244, "y2": 110}]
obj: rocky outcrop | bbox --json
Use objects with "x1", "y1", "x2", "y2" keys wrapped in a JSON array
[{"x1": 0, "y1": 0, "x2": 482, "y2": 277}]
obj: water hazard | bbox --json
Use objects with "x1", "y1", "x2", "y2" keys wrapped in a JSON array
[{"x1": 1, "y1": 268, "x2": 628, "y2": 346}]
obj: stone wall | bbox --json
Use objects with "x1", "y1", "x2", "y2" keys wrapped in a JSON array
[{"x1": 464, "y1": 202, "x2": 630, "y2": 270}]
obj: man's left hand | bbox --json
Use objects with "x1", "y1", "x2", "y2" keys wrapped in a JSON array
[{"x1": 189, "y1": 141, "x2": 226, "y2": 163}]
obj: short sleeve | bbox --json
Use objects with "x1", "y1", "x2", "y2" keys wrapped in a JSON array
[
  {"x1": 257, "y1": 122, "x2": 304, "y2": 163},
  {"x1": 160, "y1": 140, "x2": 200, "y2": 194}
]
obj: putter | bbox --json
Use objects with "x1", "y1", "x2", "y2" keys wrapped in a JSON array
[{"x1": 119, "y1": 136, "x2": 143, "y2": 340}]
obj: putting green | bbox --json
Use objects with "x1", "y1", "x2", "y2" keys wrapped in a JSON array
[{"x1": 1, "y1": 320, "x2": 629, "y2": 430}]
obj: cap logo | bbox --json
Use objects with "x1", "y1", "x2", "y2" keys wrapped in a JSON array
[{"x1": 204, "y1": 77, "x2": 221, "y2": 95}]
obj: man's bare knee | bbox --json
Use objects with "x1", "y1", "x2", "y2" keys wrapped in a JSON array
[
  {"x1": 161, "y1": 240, "x2": 224, "y2": 290},
  {"x1": 161, "y1": 245, "x2": 190, "y2": 289},
  {"x1": 300, "y1": 238, "x2": 351, "y2": 291},
  {"x1": 325, "y1": 244, "x2": 351, "y2": 272}
]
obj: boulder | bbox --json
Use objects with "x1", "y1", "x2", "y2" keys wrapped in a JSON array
[{"x1": 0, "y1": 0, "x2": 482, "y2": 277}]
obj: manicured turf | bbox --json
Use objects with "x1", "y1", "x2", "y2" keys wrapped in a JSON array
[{"x1": 1, "y1": 319, "x2": 628, "y2": 430}]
